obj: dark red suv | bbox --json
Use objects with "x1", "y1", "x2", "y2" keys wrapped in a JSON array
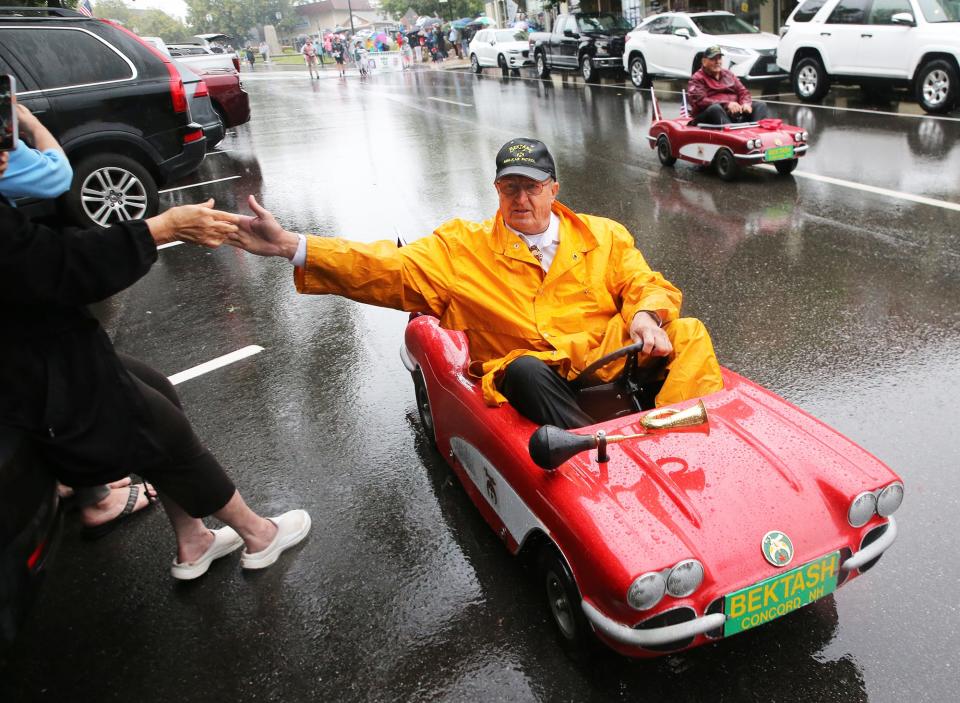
[{"x1": 0, "y1": 6, "x2": 207, "y2": 227}]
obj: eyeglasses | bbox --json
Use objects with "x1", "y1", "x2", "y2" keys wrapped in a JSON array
[{"x1": 495, "y1": 179, "x2": 552, "y2": 197}]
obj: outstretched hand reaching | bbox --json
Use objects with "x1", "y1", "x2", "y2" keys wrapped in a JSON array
[{"x1": 227, "y1": 195, "x2": 300, "y2": 259}]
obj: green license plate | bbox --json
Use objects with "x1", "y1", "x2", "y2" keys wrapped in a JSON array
[
  {"x1": 723, "y1": 551, "x2": 839, "y2": 637},
  {"x1": 764, "y1": 145, "x2": 795, "y2": 162}
]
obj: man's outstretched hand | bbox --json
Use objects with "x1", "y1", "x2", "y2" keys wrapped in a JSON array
[
  {"x1": 227, "y1": 195, "x2": 301, "y2": 259},
  {"x1": 630, "y1": 311, "x2": 673, "y2": 357}
]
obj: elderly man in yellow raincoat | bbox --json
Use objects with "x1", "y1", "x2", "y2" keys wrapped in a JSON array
[{"x1": 226, "y1": 138, "x2": 723, "y2": 428}]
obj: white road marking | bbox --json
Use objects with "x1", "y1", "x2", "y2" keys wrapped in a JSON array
[
  {"x1": 168, "y1": 345, "x2": 265, "y2": 386},
  {"x1": 759, "y1": 165, "x2": 960, "y2": 212},
  {"x1": 159, "y1": 175, "x2": 241, "y2": 194},
  {"x1": 428, "y1": 96, "x2": 472, "y2": 107},
  {"x1": 157, "y1": 241, "x2": 184, "y2": 250}
]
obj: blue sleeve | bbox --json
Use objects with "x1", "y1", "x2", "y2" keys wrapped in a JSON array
[{"x1": 0, "y1": 139, "x2": 74, "y2": 200}]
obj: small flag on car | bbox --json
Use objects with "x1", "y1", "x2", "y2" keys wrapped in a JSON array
[
  {"x1": 77, "y1": 0, "x2": 94, "y2": 17},
  {"x1": 680, "y1": 89, "x2": 691, "y2": 119}
]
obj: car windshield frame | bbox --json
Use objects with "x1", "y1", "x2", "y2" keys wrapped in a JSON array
[
  {"x1": 577, "y1": 13, "x2": 633, "y2": 32},
  {"x1": 691, "y1": 14, "x2": 760, "y2": 34},
  {"x1": 916, "y1": 0, "x2": 960, "y2": 21},
  {"x1": 495, "y1": 29, "x2": 528, "y2": 42}
]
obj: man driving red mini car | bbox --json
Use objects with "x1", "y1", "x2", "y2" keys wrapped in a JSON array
[
  {"x1": 226, "y1": 139, "x2": 724, "y2": 428},
  {"x1": 688, "y1": 45, "x2": 770, "y2": 125}
]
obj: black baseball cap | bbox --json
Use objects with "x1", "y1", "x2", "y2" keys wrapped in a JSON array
[
  {"x1": 495, "y1": 138, "x2": 556, "y2": 182},
  {"x1": 704, "y1": 45, "x2": 724, "y2": 59}
]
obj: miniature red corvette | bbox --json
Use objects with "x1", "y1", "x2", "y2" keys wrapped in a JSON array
[
  {"x1": 647, "y1": 90, "x2": 809, "y2": 181},
  {"x1": 401, "y1": 314, "x2": 902, "y2": 658}
]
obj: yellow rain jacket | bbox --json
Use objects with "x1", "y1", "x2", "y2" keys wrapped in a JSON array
[{"x1": 294, "y1": 201, "x2": 723, "y2": 406}]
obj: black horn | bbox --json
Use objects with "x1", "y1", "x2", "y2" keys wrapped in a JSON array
[{"x1": 529, "y1": 425, "x2": 598, "y2": 471}]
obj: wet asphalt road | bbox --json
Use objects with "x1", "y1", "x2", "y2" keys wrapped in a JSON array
[{"x1": 4, "y1": 64, "x2": 960, "y2": 702}]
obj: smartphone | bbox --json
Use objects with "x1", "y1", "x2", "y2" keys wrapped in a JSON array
[{"x1": 0, "y1": 74, "x2": 18, "y2": 152}]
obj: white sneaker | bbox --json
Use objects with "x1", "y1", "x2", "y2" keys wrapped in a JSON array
[
  {"x1": 240, "y1": 510, "x2": 311, "y2": 570},
  {"x1": 171, "y1": 526, "x2": 243, "y2": 580}
]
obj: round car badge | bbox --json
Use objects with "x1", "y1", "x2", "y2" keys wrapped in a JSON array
[{"x1": 762, "y1": 530, "x2": 794, "y2": 567}]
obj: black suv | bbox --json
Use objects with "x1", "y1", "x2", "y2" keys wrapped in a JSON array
[{"x1": 0, "y1": 7, "x2": 206, "y2": 227}]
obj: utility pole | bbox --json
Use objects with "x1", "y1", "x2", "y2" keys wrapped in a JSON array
[{"x1": 347, "y1": 0, "x2": 355, "y2": 34}]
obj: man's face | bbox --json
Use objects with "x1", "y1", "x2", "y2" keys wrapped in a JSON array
[
  {"x1": 496, "y1": 175, "x2": 560, "y2": 235},
  {"x1": 702, "y1": 54, "x2": 723, "y2": 77}
]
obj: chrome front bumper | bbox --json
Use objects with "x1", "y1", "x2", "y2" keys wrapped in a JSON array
[
  {"x1": 583, "y1": 517, "x2": 897, "y2": 648},
  {"x1": 735, "y1": 144, "x2": 808, "y2": 161}
]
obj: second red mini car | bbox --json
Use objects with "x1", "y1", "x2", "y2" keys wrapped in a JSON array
[{"x1": 647, "y1": 89, "x2": 809, "y2": 181}]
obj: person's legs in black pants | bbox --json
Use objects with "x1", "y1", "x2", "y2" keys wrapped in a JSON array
[
  {"x1": 116, "y1": 354, "x2": 292, "y2": 572},
  {"x1": 694, "y1": 103, "x2": 730, "y2": 125},
  {"x1": 499, "y1": 356, "x2": 595, "y2": 429},
  {"x1": 746, "y1": 100, "x2": 769, "y2": 121}
]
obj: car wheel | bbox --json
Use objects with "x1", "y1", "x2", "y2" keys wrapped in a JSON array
[
  {"x1": 656, "y1": 135, "x2": 676, "y2": 166},
  {"x1": 580, "y1": 55, "x2": 595, "y2": 82},
  {"x1": 714, "y1": 148, "x2": 740, "y2": 181},
  {"x1": 793, "y1": 56, "x2": 829, "y2": 102},
  {"x1": 412, "y1": 368, "x2": 437, "y2": 448},
  {"x1": 63, "y1": 153, "x2": 158, "y2": 229},
  {"x1": 470, "y1": 53, "x2": 482, "y2": 74},
  {"x1": 774, "y1": 158, "x2": 798, "y2": 176},
  {"x1": 536, "y1": 52, "x2": 550, "y2": 79},
  {"x1": 538, "y1": 543, "x2": 597, "y2": 659},
  {"x1": 629, "y1": 54, "x2": 651, "y2": 89},
  {"x1": 498, "y1": 54, "x2": 510, "y2": 77},
  {"x1": 915, "y1": 59, "x2": 958, "y2": 115}
]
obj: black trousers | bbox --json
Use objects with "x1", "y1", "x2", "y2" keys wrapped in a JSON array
[
  {"x1": 498, "y1": 356, "x2": 595, "y2": 430},
  {"x1": 50, "y1": 354, "x2": 236, "y2": 518},
  {"x1": 695, "y1": 100, "x2": 770, "y2": 125}
]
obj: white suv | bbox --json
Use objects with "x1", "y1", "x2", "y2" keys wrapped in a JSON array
[
  {"x1": 777, "y1": 0, "x2": 960, "y2": 113},
  {"x1": 623, "y1": 11, "x2": 784, "y2": 89}
]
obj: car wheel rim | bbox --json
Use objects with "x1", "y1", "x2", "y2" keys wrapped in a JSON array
[
  {"x1": 81, "y1": 166, "x2": 148, "y2": 227},
  {"x1": 659, "y1": 138, "x2": 669, "y2": 159},
  {"x1": 582, "y1": 60, "x2": 591, "y2": 81},
  {"x1": 922, "y1": 69, "x2": 949, "y2": 107},
  {"x1": 631, "y1": 61, "x2": 644, "y2": 86},
  {"x1": 537, "y1": 57, "x2": 545, "y2": 74},
  {"x1": 798, "y1": 65, "x2": 818, "y2": 97},
  {"x1": 472, "y1": 56, "x2": 479, "y2": 71},
  {"x1": 546, "y1": 570, "x2": 576, "y2": 640},
  {"x1": 415, "y1": 379, "x2": 434, "y2": 436}
]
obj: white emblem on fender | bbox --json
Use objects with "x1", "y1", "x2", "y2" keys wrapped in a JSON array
[{"x1": 450, "y1": 437, "x2": 548, "y2": 553}]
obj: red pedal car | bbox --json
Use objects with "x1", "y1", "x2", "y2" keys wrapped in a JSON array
[
  {"x1": 647, "y1": 90, "x2": 809, "y2": 181},
  {"x1": 401, "y1": 314, "x2": 902, "y2": 658}
]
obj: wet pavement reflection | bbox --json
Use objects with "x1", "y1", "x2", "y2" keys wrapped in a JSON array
[{"x1": 3, "y1": 65, "x2": 958, "y2": 703}]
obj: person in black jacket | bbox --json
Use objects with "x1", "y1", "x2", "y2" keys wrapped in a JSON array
[{"x1": 0, "y1": 152, "x2": 311, "y2": 580}]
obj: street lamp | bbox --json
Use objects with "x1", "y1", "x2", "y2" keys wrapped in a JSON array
[{"x1": 346, "y1": 0, "x2": 355, "y2": 34}]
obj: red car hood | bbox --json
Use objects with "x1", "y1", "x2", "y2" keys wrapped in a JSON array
[{"x1": 556, "y1": 370, "x2": 897, "y2": 594}]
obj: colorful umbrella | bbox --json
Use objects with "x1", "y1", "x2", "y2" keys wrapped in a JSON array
[{"x1": 469, "y1": 17, "x2": 495, "y2": 27}]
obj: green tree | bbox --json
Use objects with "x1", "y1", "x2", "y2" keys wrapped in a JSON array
[
  {"x1": 375, "y1": 0, "x2": 484, "y2": 22},
  {"x1": 92, "y1": 0, "x2": 191, "y2": 41},
  {"x1": 184, "y1": 0, "x2": 302, "y2": 43}
]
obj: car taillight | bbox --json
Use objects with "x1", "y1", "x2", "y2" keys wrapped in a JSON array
[
  {"x1": 194, "y1": 80, "x2": 209, "y2": 98},
  {"x1": 233, "y1": 56, "x2": 240, "y2": 72},
  {"x1": 27, "y1": 538, "x2": 48, "y2": 571},
  {"x1": 184, "y1": 129, "x2": 204, "y2": 143},
  {"x1": 103, "y1": 20, "x2": 188, "y2": 114}
]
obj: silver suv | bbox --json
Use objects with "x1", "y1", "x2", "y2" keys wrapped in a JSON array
[{"x1": 777, "y1": 0, "x2": 960, "y2": 113}]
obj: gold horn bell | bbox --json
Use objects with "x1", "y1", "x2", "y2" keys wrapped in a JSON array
[{"x1": 640, "y1": 400, "x2": 710, "y2": 431}]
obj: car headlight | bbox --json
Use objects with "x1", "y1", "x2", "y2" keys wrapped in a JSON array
[
  {"x1": 627, "y1": 571, "x2": 666, "y2": 611},
  {"x1": 721, "y1": 45, "x2": 751, "y2": 56},
  {"x1": 877, "y1": 481, "x2": 904, "y2": 517},
  {"x1": 666, "y1": 559, "x2": 704, "y2": 597},
  {"x1": 848, "y1": 491, "x2": 878, "y2": 527},
  {"x1": 802, "y1": 130, "x2": 809, "y2": 141}
]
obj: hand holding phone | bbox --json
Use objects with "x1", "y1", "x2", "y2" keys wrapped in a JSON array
[{"x1": 0, "y1": 74, "x2": 18, "y2": 152}]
